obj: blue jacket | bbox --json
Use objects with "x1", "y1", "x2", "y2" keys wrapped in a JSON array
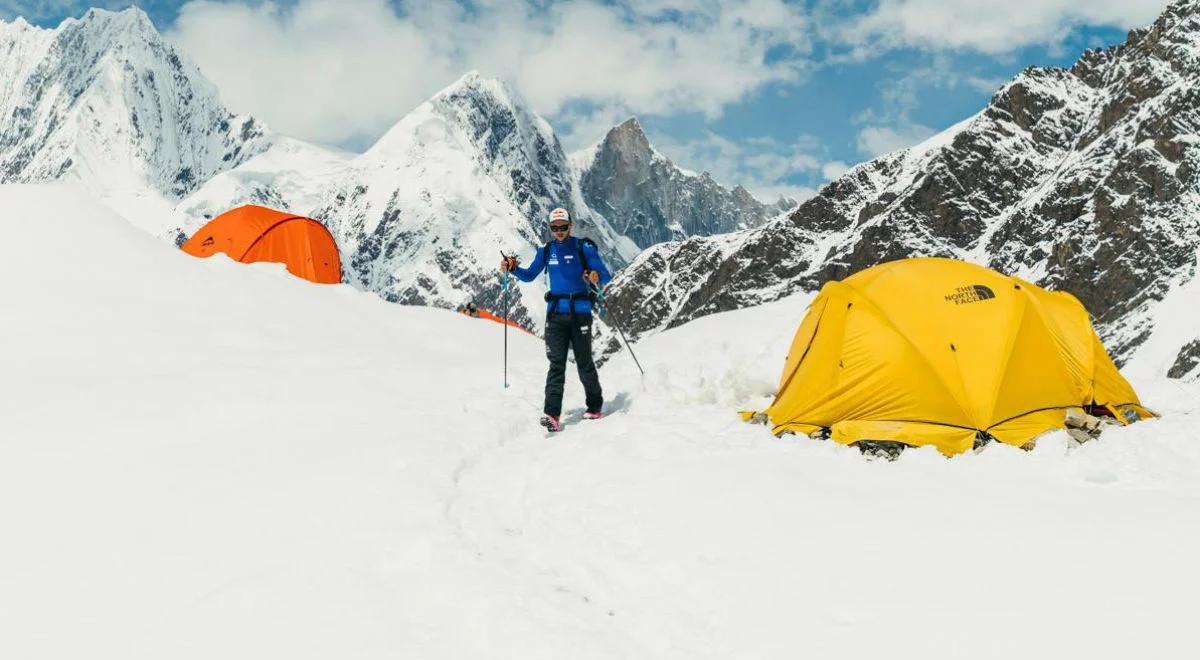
[{"x1": 512, "y1": 237, "x2": 612, "y2": 314}]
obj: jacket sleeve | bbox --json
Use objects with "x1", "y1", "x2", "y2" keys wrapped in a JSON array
[
  {"x1": 584, "y1": 243, "x2": 613, "y2": 287},
  {"x1": 511, "y1": 246, "x2": 545, "y2": 282}
]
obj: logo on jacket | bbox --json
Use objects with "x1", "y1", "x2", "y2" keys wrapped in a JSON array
[{"x1": 945, "y1": 284, "x2": 996, "y2": 305}]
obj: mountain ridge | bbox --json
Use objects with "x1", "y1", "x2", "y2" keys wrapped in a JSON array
[
  {"x1": 0, "y1": 6, "x2": 269, "y2": 220},
  {"x1": 605, "y1": 0, "x2": 1200, "y2": 376}
]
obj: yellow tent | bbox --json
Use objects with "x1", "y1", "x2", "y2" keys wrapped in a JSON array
[{"x1": 751, "y1": 258, "x2": 1152, "y2": 456}]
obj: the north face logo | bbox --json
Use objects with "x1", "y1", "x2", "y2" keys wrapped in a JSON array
[
  {"x1": 201, "y1": 236, "x2": 215, "y2": 247},
  {"x1": 945, "y1": 284, "x2": 996, "y2": 305}
]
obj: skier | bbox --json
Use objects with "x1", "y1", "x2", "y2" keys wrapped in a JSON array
[{"x1": 500, "y1": 207, "x2": 611, "y2": 432}]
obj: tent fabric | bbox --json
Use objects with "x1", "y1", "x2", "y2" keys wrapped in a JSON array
[
  {"x1": 757, "y1": 258, "x2": 1150, "y2": 456},
  {"x1": 477, "y1": 309, "x2": 535, "y2": 335},
  {"x1": 180, "y1": 205, "x2": 342, "y2": 284}
]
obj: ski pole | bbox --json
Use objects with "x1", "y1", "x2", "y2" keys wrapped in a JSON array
[
  {"x1": 500, "y1": 251, "x2": 514, "y2": 389},
  {"x1": 591, "y1": 283, "x2": 645, "y2": 376},
  {"x1": 503, "y1": 270, "x2": 510, "y2": 389}
]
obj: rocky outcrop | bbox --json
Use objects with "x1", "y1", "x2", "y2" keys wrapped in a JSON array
[
  {"x1": 1169, "y1": 339, "x2": 1200, "y2": 379},
  {"x1": 577, "y1": 118, "x2": 794, "y2": 249}
]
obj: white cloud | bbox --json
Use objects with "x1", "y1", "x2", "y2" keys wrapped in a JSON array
[
  {"x1": 844, "y1": 0, "x2": 1167, "y2": 54},
  {"x1": 821, "y1": 161, "x2": 849, "y2": 180},
  {"x1": 849, "y1": 57, "x2": 991, "y2": 159},
  {"x1": 857, "y1": 124, "x2": 937, "y2": 158},
  {"x1": 751, "y1": 184, "x2": 818, "y2": 205},
  {"x1": 167, "y1": 0, "x2": 461, "y2": 148},
  {"x1": 167, "y1": 0, "x2": 813, "y2": 149},
  {"x1": 653, "y1": 131, "x2": 827, "y2": 203}
]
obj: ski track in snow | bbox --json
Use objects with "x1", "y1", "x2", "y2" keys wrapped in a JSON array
[{"x1": 3, "y1": 184, "x2": 1200, "y2": 659}]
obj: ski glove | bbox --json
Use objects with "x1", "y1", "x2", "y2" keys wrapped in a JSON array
[{"x1": 500, "y1": 256, "x2": 518, "y2": 272}]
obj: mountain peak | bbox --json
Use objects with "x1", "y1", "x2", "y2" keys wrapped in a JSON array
[
  {"x1": 2, "y1": 15, "x2": 36, "y2": 30},
  {"x1": 579, "y1": 117, "x2": 786, "y2": 249},
  {"x1": 433, "y1": 70, "x2": 517, "y2": 106},
  {"x1": 615, "y1": 116, "x2": 644, "y2": 133},
  {"x1": 601, "y1": 116, "x2": 653, "y2": 156},
  {"x1": 74, "y1": 6, "x2": 156, "y2": 34}
]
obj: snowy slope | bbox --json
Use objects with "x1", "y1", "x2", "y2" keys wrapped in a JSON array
[
  {"x1": 608, "y1": 0, "x2": 1200, "y2": 372},
  {"x1": 0, "y1": 8, "x2": 269, "y2": 235},
  {"x1": 3, "y1": 184, "x2": 1199, "y2": 658}
]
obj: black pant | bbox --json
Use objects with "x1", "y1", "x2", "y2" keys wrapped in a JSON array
[{"x1": 544, "y1": 312, "x2": 603, "y2": 417}]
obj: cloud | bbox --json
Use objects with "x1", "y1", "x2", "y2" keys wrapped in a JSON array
[
  {"x1": 167, "y1": 0, "x2": 461, "y2": 148},
  {"x1": 850, "y1": 56, "x2": 992, "y2": 158},
  {"x1": 166, "y1": 0, "x2": 813, "y2": 149},
  {"x1": 653, "y1": 131, "x2": 827, "y2": 203},
  {"x1": 843, "y1": 0, "x2": 1167, "y2": 54},
  {"x1": 857, "y1": 124, "x2": 937, "y2": 157},
  {"x1": 821, "y1": 161, "x2": 849, "y2": 180}
]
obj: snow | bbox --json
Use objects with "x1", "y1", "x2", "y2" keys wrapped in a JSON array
[
  {"x1": 1124, "y1": 250, "x2": 1200, "y2": 383},
  {"x1": 3, "y1": 184, "x2": 1200, "y2": 658},
  {"x1": 174, "y1": 136, "x2": 352, "y2": 236}
]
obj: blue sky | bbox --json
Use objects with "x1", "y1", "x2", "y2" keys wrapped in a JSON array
[{"x1": 0, "y1": 0, "x2": 1168, "y2": 200}]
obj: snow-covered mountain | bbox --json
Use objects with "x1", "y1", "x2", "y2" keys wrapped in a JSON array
[
  {"x1": 607, "y1": 0, "x2": 1200, "y2": 376},
  {"x1": 302, "y1": 73, "x2": 637, "y2": 330},
  {"x1": 0, "y1": 8, "x2": 268, "y2": 231},
  {"x1": 574, "y1": 118, "x2": 795, "y2": 249},
  {"x1": 183, "y1": 83, "x2": 790, "y2": 328}
]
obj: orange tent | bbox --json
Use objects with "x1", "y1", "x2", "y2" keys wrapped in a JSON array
[
  {"x1": 181, "y1": 205, "x2": 342, "y2": 284},
  {"x1": 478, "y1": 309, "x2": 534, "y2": 335}
]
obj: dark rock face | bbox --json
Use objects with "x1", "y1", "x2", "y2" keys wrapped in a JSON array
[
  {"x1": 1168, "y1": 340, "x2": 1200, "y2": 379},
  {"x1": 607, "y1": 0, "x2": 1200, "y2": 365},
  {"x1": 578, "y1": 118, "x2": 794, "y2": 250}
]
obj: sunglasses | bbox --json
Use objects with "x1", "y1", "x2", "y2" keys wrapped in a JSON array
[{"x1": 550, "y1": 224, "x2": 570, "y2": 232}]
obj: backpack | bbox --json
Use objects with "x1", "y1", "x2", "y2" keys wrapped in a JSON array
[
  {"x1": 542, "y1": 237, "x2": 600, "y2": 308},
  {"x1": 541, "y1": 237, "x2": 597, "y2": 273}
]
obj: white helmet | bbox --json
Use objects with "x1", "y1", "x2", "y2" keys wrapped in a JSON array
[{"x1": 549, "y1": 207, "x2": 570, "y2": 224}]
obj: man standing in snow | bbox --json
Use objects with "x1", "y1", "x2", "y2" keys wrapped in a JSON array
[{"x1": 501, "y1": 207, "x2": 611, "y2": 432}]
